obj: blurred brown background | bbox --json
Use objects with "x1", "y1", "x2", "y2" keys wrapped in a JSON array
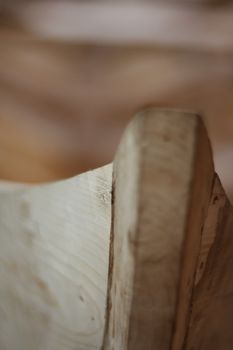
[{"x1": 0, "y1": 1, "x2": 233, "y2": 200}]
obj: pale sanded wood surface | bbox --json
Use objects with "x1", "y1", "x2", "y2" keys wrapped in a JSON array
[{"x1": 0, "y1": 165, "x2": 112, "y2": 350}]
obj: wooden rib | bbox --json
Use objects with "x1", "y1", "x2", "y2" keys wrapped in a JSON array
[
  {"x1": 171, "y1": 110, "x2": 215, "y2": 349},
  {"x1": 183, "y1": 174, "x2": 233, "y2": 349},
  {"x1": 103, "y1": 108, "x2": 233, "y2": 350},
  {"x1": 103, "y1": 109, "x2": 215, "y2": 349}
]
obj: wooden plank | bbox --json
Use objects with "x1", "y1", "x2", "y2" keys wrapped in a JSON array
[
  {"x1": 104, "y1": 109, "x2": 213, "y2": 350},
  {"x1": 0, "y1": 165, "x2": 112, "y2": 350},
  {"x1": 171, "y1": 112, "x2": 215, "y2": 349},
  {"x1": 102, "y1": 109, "x2": 215, "y2": 349},
  {"x1": 103, "y1": 108, "x2": 233, "y2": 349}
]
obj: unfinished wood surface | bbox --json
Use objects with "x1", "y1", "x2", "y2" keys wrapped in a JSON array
[
  {"x1": 0, "y1": 165, "x2": 112, "y2": 350},
  {"x1": 102, "y1": 110, "x2": 213, "y2": 349},
  {"x1": 0, "y1": 109, "x2": 232, "y2": 350},
  {"x1": 171, "y1": 112, "x2": 215, "y2": 350},
  {"x1": 103, "y1": 109, "x2": 233, "y2": 350},
  {"x1": 183, "y1": 174, "x2": 233, "y2": 349}
]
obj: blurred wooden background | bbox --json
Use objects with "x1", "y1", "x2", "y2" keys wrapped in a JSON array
[{"x1": 0, "y1": 1, "x2": 233, "y2": 200}]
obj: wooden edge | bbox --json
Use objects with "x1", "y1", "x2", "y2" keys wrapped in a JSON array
[
  {"x1": 183, "y1": 175, "x2": 233, "y2": 349},
  {"x1": 171, "y1": 110, "x2": 215, "y2": 349},
  {"x1": 173, "y1": 122, "x2": 233, "y2": 348},
  {"x1": 102, "y1": 109, "x2": 215, "y2": 350}
]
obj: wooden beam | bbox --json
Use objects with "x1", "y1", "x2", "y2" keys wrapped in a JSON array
[{"x1": 103, "y1": 109, "x2": 233, "y2": 349}]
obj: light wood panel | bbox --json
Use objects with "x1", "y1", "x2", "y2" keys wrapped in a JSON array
[{"x1": 0, "y1": 165, "x2": 112, "y2": 350}]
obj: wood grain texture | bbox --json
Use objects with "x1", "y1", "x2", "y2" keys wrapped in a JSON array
[
  {"x1": 103, "y1": 109, "x2": 233, "y2": 350},
  {"x1": 0, "y1": 109, "x2": 232, "y2": 350},
  {"x1": 171, "y1": 111, "x2": 215, "y2": 349},
  {"x1": 184, "y1": 174, "x2": 233, "y2": 349},
  {"x1": 103, "y1": 109, "x2": 215, "y2": 350},
  {"x1": 0, "y1": 165, "x2": 112, "y2": 350}
]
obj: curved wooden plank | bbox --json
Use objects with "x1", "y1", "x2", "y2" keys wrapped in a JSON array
[
  {"x1": 103, "y1": 109, "x2": 215, "y2": 350},
  {"x1": 0, "y1": 165, "x2": 112, "y2": 350}
]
